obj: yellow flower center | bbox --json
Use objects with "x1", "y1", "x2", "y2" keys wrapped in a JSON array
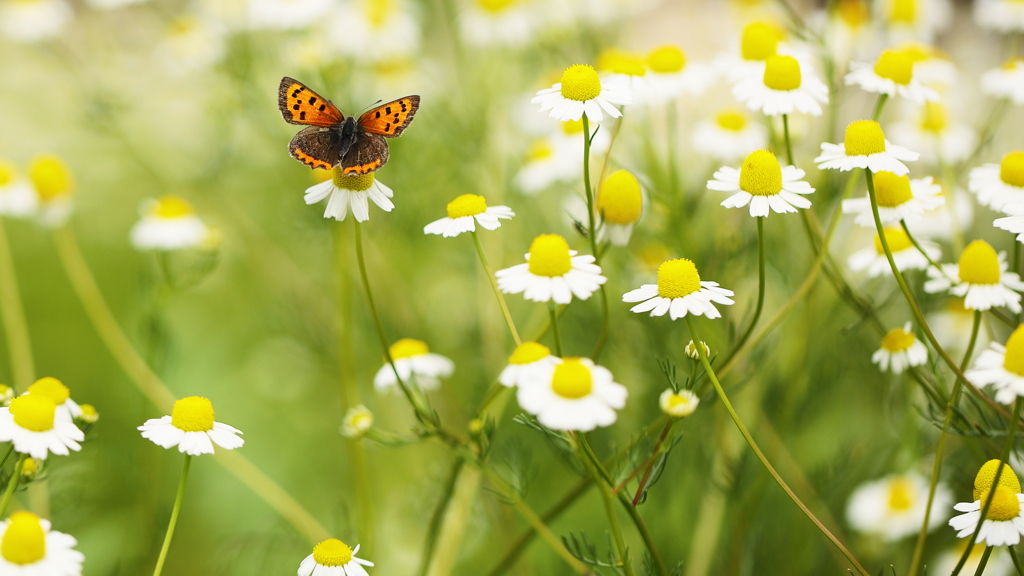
[
  {"x1": 844, "y1": 120, "x2": 887, "y2": 156},
  {"x1": 598, "y1": 170, "x2": 642, "y2": 224},
  {"x1": 739, "y1": 150, "x2": 783, "y2": 196},
  {"x1": 527, "y1": 234, "x2": 573, "y2": 277},
  {"x1": 763, "y1": 55, "x2": 802, "y2": 91},
  {"x1": 1004, "y1": 57, "x2": 1024, "y2": 71},
  {"x1": 999, "y1": 151, "x2": 1024, "y2": 188},
  {"x1": 0, "y1": 160, "x2": 17, "y2": 187},
  {"x1": 667, "y1": 394, "x2": 691, "y2": 409},
  {"x1": 1003, "y1": 325, "x2": 1024, "y2": 377},
  {"x1": 874, "y1": 228, "x2": 914, "y2": 254},
  {"x1": 715, "y1": 110, "x2": 747, "y2": 131},
  {"x1": 898, "y1": 43, "x2": 933, "y2": 63},
  {"x1": 889, "y1": 0, "x2": 917, "y2": 23},
  {"x1": 560, "y1": 65, "x2": 602, "y2": 102},
  {"x1": 550, "y1": 359, "x2": 593, "y2": 399},
  {"x1": 9, "y1": 395, "x2": 56, "y2": 432},
  {"x1": 312, "y1": 539, "x2": 354, "y2": 566},
  {"x1": 389, "y1": 338, "x2": 429, "y2": 360},
  {"x1": 170, "y1": 396, "x2": 215, "y2": 432},
  {"x1": 741, "y1": 22, "x2": 780, "y2": 61},
  {"x1": 508, "y1": 341, "x2": 551, "y2": 365},
  {"x1": 872, "y1": 171, "x2": 913, "y2": 207},
  {"x1": 881, "y1": 326, "x2": 916, "y2": 352},
  {"x1": 27, "y1": 377, "x2": 70, "y2": 405},
  {"x1": 527, "y1": 139, "x2": 554, "y2": 161},
  {"x1": 446, "y1": 194, "x2": 488, "y2": 219},
  {"x1": 982, "y1": 486, "x2": 1021, "y2": 522},
  {"x1": 1, "y1": 512, "x2": 45, "y2": 565},
  {"x1": 332, "y1": 167, "x2": 375, "y2": 191},
  {"x1": 919, "y1": 102, "x2": 947, "y2": 133},
  {"x1": 657, "y1": 258, "x2": 702, "y2": 299},
  {"x1": 887, "y1": 477, "x2": 915, "y2": 511},
  {"x1": 27, "y1": 155, "x2": 73, "y2": 202},
  {"x1": 958, "y1": 240, "x2": 1001, "y2": 286},
  {"x1": 976, "y1": 459, "x2": 1023, "y2": 501},
  {"x1": 646, "y1": 45, "x2": 686, "y2": 73},
  {"x1": 20, "y1": 457, "x2": 38, "y2": 479},
  {"x1": 476, "y1": 0, "x2": 517, "y2": 12},
  {"x1": 837, "y1": 0, "x2": 869, "y2": 28},
  {"x1": 79, "y1": 404, "x2": 98, "y2": 423},
  {"x1": 597, "y1": 49, "x2": 646, "y2": 77},
  {"x1": 348, "y1": 412, "x2": 372, "y2": 431},
  {"x1": 873, "y1": 50, "x2": 914, "y2": 85},
  {"x1": 362, "y1": 0, "x2": 393, "y2": 28},
  {"x1": 151, "y1": 195, "x2": 195, "y2": 219},
  {"x1": 561, "y1": 119, "x2": 585, "y2": 135}
]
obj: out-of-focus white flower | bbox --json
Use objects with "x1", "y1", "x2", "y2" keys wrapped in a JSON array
[
  {"x1": 995, "y1": 204, "x2": 1024, "y2": 243},
  {"x1": 931, "y1": 542, "x2": 1013, "y2": 576},
  {"x1": 246, "y1": 0, "x2": 332, "y2": 29},
  {"x1": 0, "y1": 0, "x2": 71, "y2": 43},
  {"x1": 496, "y1": 234, "x2": 607, "y2": 304},
  {"x1": 848, "y1": 227, "x2": 941, "y2": 278},
  {"x1": 877, "y1": 0, "x2": 951, "y2": 43},
  {"x1": 846, "y1": 472, "x2": 951, "y2": 541},
  {"x1": 966, "y1": 325, "x2": 1024, "y2": 405},
  {"x1": 373, "y1": 339, "x2": 454, "y2": 392},
  {"x1": 516, "y1": 357, "x2": 627, "y2": 432},
  {"x1": 733, "y1": 54, "x2": 828, "y2": 117},
  {"x1": 842, "y1": 171, "x2": 944, "y2": 228},
  {"x1": 340, "y1": 405, "x2": 373, "y2": 438},
  {"x1": 458, "y1": 0, "x2": 536, "y2": 48},
  {"x1": 889, "y1": 102, "x2": 975, "y2": 164},
  {"x1": 597, "y1": 170, "x2": 643, "y2": 246},
  {"x1": 0, "y1": 512, "x2": 84, "y2": 575},
  {"x1": 130, "y1": 195, "x2": 213, "y2": 251},
  {"x1": 969, "y1": 151, "x2": 1024, "y2": 211},
  {"x1": 845, "y1": 49, "x2": 939, "y2": 104},
  {"x1": 634, "y1": 45, "x2": 714, "y2": 105},
  {"x1": 0, "y1": 160, "x2": 38, "y2": 218},
  {"x1": 659, "y1": 388, "x2": 699, "y2": 418},
  {"x1": 976, "y1": 0, "x2": 1024, "y2": 33},
  {"x1": 514, "y1": 119, "x2": 610, "y2": 194},
  {"x1": 691, "y1": 109, "x2": 767, "y2": 162},
  {"x1": 498, "y1": 342, "x2": 559, "y2": 388},
  {"x1": 324, "y1": 0, "x2": 421, "y2": 63},
  {"x1": 26, "y1": 154, "x2": 75, "y2": 228},
  {"x1": 156, "y1": 16, "x2": 226, "y2": 75},
  {"x1": 871, "y1": 322, "x2": 929, "y2": 374},
  {"x1": 982, "y1": 58, "x2": 1024, "y2": 105}
]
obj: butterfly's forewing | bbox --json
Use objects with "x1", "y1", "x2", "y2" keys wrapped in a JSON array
[
  {"x1": 339, "y1": 133, "x2": 389, "y2": 175},
  {"x1": 357, "y1": 96, "x2": 420, "y2": 137},
  {"x1": 279, "y1": 77, "x2": 346, "y2": 127},
  {"x1": 289, "y1": 126, "x2": 342, "y2": 170}
]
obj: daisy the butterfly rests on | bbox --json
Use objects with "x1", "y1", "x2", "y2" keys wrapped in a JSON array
[{"x1": 277, "y1": 76, "x2": 420, "y2": 174}]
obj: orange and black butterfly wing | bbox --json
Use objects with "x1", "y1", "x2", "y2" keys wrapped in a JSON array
[
  {"x1": 357, "y1": 96, "x2": 420, "y2": 137},
  {"x1": 339, "y1": 133, "x2": 389, "y2": 175},
  {"x1": 289, "y1": 126, "x2": 342, "y2": 170},
  {"x1": 279, "y1": 77, "x2": 346, "y2": 127}
]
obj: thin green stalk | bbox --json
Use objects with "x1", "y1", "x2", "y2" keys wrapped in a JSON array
[
  {"x1": 0, "y1": 454, "x2": 25, "y2": 518},
  {"x1": 872, "y1": 94, "x2": 889, "y2": 122},
  {"x1": 548, "y1": 301, "x2": 562, "y2": 356},
  {"x1": 1010, "y1": 546, "x2": 1024, "y2": 575},
  {"x1": 152, "y1": 455, "x2": 191, "y2": 576},
  {"x1": 471, "y1": 231, "x2": 521, "y2": 345},
  {"x1": 418, "y1": 459, "x2": 464, "y2": 576},
  {"x1": 685, "y1": 317, "x2": 870, "y2": 576},
  {"x1": 730, "y1": 217, "x2": 767, "y2": 357},
  {"x1": 0, "y1": 218, "x2": 35, "y2": 390},
  {"x1": 622, "y1": 421, "x2": 673, "y2": 502},
  {"x1": 973, "y1": 547, "x2": 994, "y2": 576},
  {"x1": 582, "y1": 115, "x2": 611, "y2": 361},
  {"x1": 781, "y1": 114, "x2": 795, "y2": 166},
  {"x1": 0, "y1": 444, "x2": 13, "y2": 471},
  {"x1": 578, "y1": 435, "x2": 635, "y2": 576},
  {"x1": 900, "y1": 220, "x2": 945, "y2": 273}
]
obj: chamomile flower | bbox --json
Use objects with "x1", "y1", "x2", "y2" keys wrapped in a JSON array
[
  {"x1": 514, "y1": 119, "x2": 611, "y2": 194},
  {"x1": 622, "y1": 258, "x2": 735, "y2": 320},
  {"x1": 975, "y1": 0, "x2": 1024, "y2": 33},
  {"x1": 597, "y1": 170, "x2": 642, "y2": 246},
  {"x1": 495, "y1": 234, "x2": 606, "y2": 304},
  {"x1": 932, "y1": 542, "x2": 1014, "y2": 576},
  {"x1": 423, "y1": 194, "x2": 514, "y2": 237},
  {"x1": 924, "y1": 240, "x2": 1024, "y2": 312},
  {"x1": 659, "y1": 388, "x2": 699, "y2": 418},
  {"x1": 889, "y1": 102, "x2": 975, "y2": 164},
  {"x1": 994, "y1": 204, "x2": 1024, "y2": 242},
  {"x1": 298, "y1": 539, "x2": 373, "y2": 576},
  {"x1": 684, "y1": 340, "x2": 710, "y2": 360},
  {"x1": 138, "y1": 396, "x2": 244, "y2": 456},
  {"x1": 717, "y1": 21, "x2": 784, "y2": 83},
  {"x1": 0, "y1": 512, "x2": 84, "y2": 576},
  {"x1": 897, "y1": 42, "x2": 957, "y2": 87},
  {"x1": 950, "y1": 460, "x2": 1024, "y2": 547},
  {"x1": 846, "y1": 472, "x2": 950, "y2": 540},
  {"x1": 842, "y1": 171, "x2": 944, "y2": 227},
  {"x1": 498, "y1": 341, "x2": 559, "y2": 388},
  {"x1": 340, "y1": 405, "x2": 373, "y2": 439},
  {"x1": 845, "y1": 49, "x2": 939, "y2": 104},
  {"x1": 373, "y1": 339, "x2": 454, "y2": 392},
  {"x1": 0, "y1": 160, "x2": 37, "y2": 218},
  {"x1": 969, "y1": 151, "x2": 1024, "y2": 211},
  {"x1": 878, "y1": 0, "x2": 951, "y2": 42},
  {"x1": 246, "y1": 0, "x2": 332, "y2": 29},
  {"x1": 0, "y1": 394, "x2": 83, "y2": 460},
  {"x1": 27, "y1": 154, "x2": 75, "y2": 228},
  {"x1": 708, "y1": 150, "x2": 815, "y2": 217},
  {"x1": 130, "y1": 195, "x2": 213, "y2": 251},
  {"x1": 965, "y1": 324, "x2": 1024, "y2": 405},
  {"x1": 815, "y1": 120, "x2": 919, "y2": 176},
  {"x1": 304, "y1": 169, "x2": 395, "y2": 223},
  {"x1": 24, "y1": 377, "x2": 82, "y2": 421},
  {"x1": 638, "y1": 45, "x2": 714, "y2": 103},
  {"x1": 981, "y1": 58, "x2": 1024, "y2": 105},
  {"x1": 458, "y1": 0, "x2": 536, "y2": 48},
  {"x1": 323, "y1": 0, "x2": 421, "y2": 64},
  {"x1": 691, "y1": 109, "x2": 768, "y2": 162},
  {"x1": 848, "y1": 227, "x2": 941, "y2": 278},
  {"x1": 596, "y1": 48, "x2": 649, "y2": 95},
  {"x1": 0, "y1": 0, "x2": 71, "y2": 43},
  {"x1": 516, "y1": 357, "x2": 627, "y2": 432},
  {"x1": 872, "y1": 322, "x2": 929, "y2": 374},
  {"x1": 732, "y1": 54, "x2": 829, "y2": 116},
  {"x1": 532, "y1": 64, "x2": 632, "y2": 123}
]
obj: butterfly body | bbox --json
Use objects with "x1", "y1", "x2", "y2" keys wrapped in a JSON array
[{"x1": 278, "y1": 77, "x2": 419, "y2": 174}]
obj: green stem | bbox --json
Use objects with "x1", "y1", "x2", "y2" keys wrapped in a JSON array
[
  {"x1": 872, "y1": 93, "x2": 889, "y2": 122},
  {"x1": 0, "y1": 454, "x2": 25, "y2": 518},
  {"x1": 152, "y1": 455, "x2": 191, "y2": 576},
  {"x1": 900, "y1": 220, "x2": 945, "y2": 274},
  {"x1": 471, "y1": 231, "x2": 521, "y2": 345},
  {"x1": 0, "y1": 444, "x2": 13, "y2": 471},
  {"x1": 973, "y1": 547, "x2": 994, "y2": 576},
  {"x1": 582, "y1": 115, "x2": 610, "y2": 361},
  {"x1": 548, "y1": 301, "x2": 562, "y2": 356},
  {"x1": 685, "y1": 317, "x2": 870, "y2": 576},
  {"x1": 592, "y1": 286, "x2": 610, "y2": 362},
  {"x1": 781, "y1": 114, "x2": 795, "y2": 166},
  {"x1": 578, "y1": 435, "x2": 635, "y2": 576},
  {"x1": 418, "y1": 459, "x2": 464, "y2": 576},
  {"x1": 0, "y1": 218, "x2": 35, "y2": 390},
  {"x1": 1010, "y1": 546, "x2": 1024, "y2": 575},
  {"x1": 730, "y1": 217, "x2": 767, "y2": 357},
  {"x1": 625, "y1": 421, "x2": 673, "y2": 503}
]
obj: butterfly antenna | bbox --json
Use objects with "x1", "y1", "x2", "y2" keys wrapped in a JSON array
[{"x1": 356, "y1": 100, "x2": 384, "y2": 116}]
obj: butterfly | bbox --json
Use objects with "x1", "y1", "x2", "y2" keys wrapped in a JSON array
[{"x1": 277, "y1": 76, "x2": 420, "y2": 174}]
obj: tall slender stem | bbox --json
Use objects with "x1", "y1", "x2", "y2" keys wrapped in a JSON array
[
  {"x1": 731, "y1": 217, "x2": 767, "y2": 357},
  {"x1": 1010, "y1": 546, "x2": 1024, "y2": 575},
  {"x1": 872, "y1": 94, "x2": 889, "y2": 122},
  {"x1": 973, "y1": 547, "x2": 994, "y2": 576},
  {"x1": 0, "y1": 444, "x2": 13, "y2": 470},
  {"x1": 152, "y1": 455, "x2": 191, "y2": 576},
  {"x1": 581, "y1": 116, "x2": 598, "y2": 260},
  {"x1": 0, "y1": 218, "x2": 35, "y2": 390},
  {"x1": 0, "y1": 454, "x2": 25, "y2": 518},
  {"x1": 781, "y1": 114, "x2": 795, "y2": 166},
  {"x1": 471, "y1": 231, "x2": 521, "y2": 345},
  {"x1": 548, "y1": 301, "x2": 562, "y2": 356},
  {"x1": 627, "y1": 421, "x2": 673, "y2": 505},
  {"x1": 578, "y1": 434, "x2": 635, "y2": 576}
]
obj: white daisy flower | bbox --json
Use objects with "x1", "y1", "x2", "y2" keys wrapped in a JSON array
[
  {"x1": 623, "y1": 258, "x2": 735, "y2": 320},
  {"x1": 597, "y1": 170, "x2": 642, "y2": 246},
  {"x1": 950, "y1": 461, "x2": 1024, "y2": 547},
  {"x1": 975, "y1": 0, "x2": 1024, "y2": 33},
  {"x1": 842, "y1": 171, "x2": 944, "y2": 227},
  {"x1": 596, "y1": 48, "x2": 651, "y2": 99},
  {"x1": 458, "y1": 0, "x2": 536, "y2": 48},
  {"x1": 130, "y1": 195, "x2": 213, "y2": 251},
  {"x1": 931, "y1": 542, "x2": 1014, "y2": 576},
  {"x1": 298, "y1": 539, "x2": 374, "y2": 576},
  {"x1": 888, "y1": 102, "x2": 976, "y2": 164},
  {"x1": 848, "y1": 227, "x2": 941, "y2": 278},
  {"x1": 0, "y1": 0, "x2": 71, "y2": 43},
  {"x1": 716, "y1": 21, "x2": 786, "y2": 83},
  {"x1": 514, "y1": 119, "x2": 611, "y2": 194},
  {"x1": 924, "y1": 240, "x2": 1024, "y2": 312},
  {"x1": 845, "y1": 49, "x2": 939, "y2": 104},
  {"x1": 532, "y1": 64, "x2": 632, "y2": 123},
  {"x1": 423, "y1": 194, "x2": 514, "y2": 237},
  {"x1": 320, "y1": 0, "x2": 420, "y2": 63},
  {"x1": 636, "y1": 45, "x2": 714, "y2": 104},
  {"x1": 995, "y1": 204, "x2": 1024, "y2": 243},
  {"x1": 815, "y1": 120, "x2": 919, "y2": 176},
  {"x1": 304, "y1": 170, "x2": 395, "y2": 223},
  {"x1": 496, "y1": 234, "x2": 607, "y2": 304},
  {"x1": 708, "y1": 150, "x2": 815, "y2": 217},
  {"x1": 0, "y1": 394, "x2": 83, "y2": 460},
  {"x1": 732, "y1": 54, "x2": 829, "y2": 117},
  {"x1": 871, "y1": 322, "x2": 929, "y2": 374},
  {"x1": 373, "y1": 338, "x2": 454, "y2": 392},
  {"x1": 26, "y1": 154, "x2": 75, "y2": 228},
  {"x1": 659, "y1": 388, "x2": 699, "y2": 418},
  {"x1": 965, "y1": 324, "x2": 1024, "y2": 405},
  {"x1": 340, "y1": 405, "x2": 373, "y2": 439},
  {"x1": 846, "y1": 472, "x2": 951, "y2": 541},
  {"x1": 981, "y1": 58, "x2": 1024, "y2": 106},
  {"x1": 968, "y1": 151, "x2": 1024, "y2": 211},
  {"x1": 927, "y1": 298, "x2": 993, "y2": 357},
  {"x1": 246, "y1": 0, "x2": 331, "y2": 29},
  {"x1": 897, "y1": 42, "x2": 957, "y2": 87},
  {"x1": 0, "y1": 160, "x2": 38, "y2": 218},
  {"x1": 24, "y1": 377, "x2": 82, "y2": 422},
  {"x1": 691, "y1": 109, "x2": 768, "y2": 163},
  {"x1": 498, "y1": 341, "x2": 559, "y2": 388},
  {"x1": 0, "y1": 512, "x2": 84, "y2": 575},
  {"x1": 156, "y1": 15, "x2": 226, "y2": 76},
  {"x1": 878, "y1": 0, "x2": 951, "y2": 43},
  {"x1": 516, "y1": 357, "x2": 627, "y2": 432},
  {"x1": 138, "y1": 396, "x2": 244, "y2": 456}
]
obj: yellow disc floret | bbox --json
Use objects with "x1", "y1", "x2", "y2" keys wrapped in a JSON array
[
  {"x1": 657, "y1": 258, "x2": 702, "y2": 299},
  {"x1": 312, "y1": 538, "x2": 354, "y2": 566},
  {"x1": 78, "y1": 404, "x2": 99, "y2": 424},
  {"x1": 527, "y1": 139, "x2": 553, "y2": 161},
  {"x1": 446, "y1": 194, "x2": 488, "y2": 219},
  {"x1": 741, "y1": 22, "x2": 780, "y2": 61},
  {"x1": 1003, "y1": 325, "x2": 1024, "y2": 377},
  {"x1": 332, "y1": 167, "x2": 375, "y2": 191},
  {"x1": 389, "y1": 338, "x2": 429, "y2": 360},
  {"x1": 844, "y1": 120, "x2": 887, "y2": 156},
  {"x1": 527, "y1": 234, "x2": 573, "y2": 277},
  {"x1": 975, "y1": 459, "x2": 1022, "y2": 501},
  {"x1": 170, "y1": 396, "x2": 215, "y2": 432},
  {"x1": 715, "y1": 110, "x2": 747, "y2": 131},
  {"x1": 0, "y1": 161, "x2": 17, "y2": 188},
  {"x1": 872, "y1": 171, "x2": 913, "y2": 207},
  {"x1": 874, "y1": 50, "x2": 914, "y2": 85},
  {"x1": 1, "y1": 511, "x2": 46, "y2": 565},
  {"x1": 27, "y1": 154, "x2": 74, "y2": 202},
  {"x1": 881, "y1": 326, "x2": 916, "y2": 352},
  {"x1": 982, "y1": 486, "x2": 1022, "y2": 521},
  {"x1": 919, "y1": 102, "x2": 947, "y2": 133},
  {"x1": 763, "y1": 55, "x2": 802, "y2": 91},
  {"x1": 152, "y1": 195, "x2": 195, "y2": 219},
  {"x1": 887, "y1": 477, "x2": 915, "y2": 511},
  {"x1": 9, "y1": 395, "x2": 57, "y2": 433},
  {"x1": 550, "y1": 358, "x2": 593, "y2": 399},
  {"x1": 874, "y1": 228, "x2": 914, "y2": 254},
  {"x1": 598, "y1": 170, "x2": 642, "y2": 224},
  {"x1": 888, "y1": 0, "x2": 917, "y2": 24},
  {"x1": 837, "y1": 0, "x2": 870, "y2": 28},
  {"x1": 999, "y1": 151, "x2": 1024, "y2": 188},
  {"x1": 646, "y1": 45, "x2": 686, "y2": 73},
  {"x1": 476, "y1": 0, "x2": 517, "y2": 12},
  {"x1": 958, "y1": 240, "x2": 1001, "y2": 286},
  {"x1": 560, "y1": 65, "x2": 602, "y2": 102},
  {"x1": 27, "y1": 377, "x2": 70, "y2": 405},
  {"x1": 561, "y1": 119, "x2": 585, "y2": 135},
  {"x1": 739, "y1": 150, "x2": 783, "y2": 196},
  {"x1": 597, "y1": 49, "x2": 646, "y2": 77},
  {"x1": 363, "y1": 0, "x2": 393, "y2": 28},
  {"x1": 508, "y1": 342, "x2": 551, "y2": 365}
]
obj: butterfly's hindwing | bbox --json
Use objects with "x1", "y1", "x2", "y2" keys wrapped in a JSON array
[
  {"x1": 357, "y1": 96, "x2": 420, "y2": 138},
  {"x1": 340, "y1": 133, "x2": 389, "y2": 175},
  {"x1": 278, "y1": 77, "x2": 346, "y2": 127},
  {"x1": 289, "y1": 126, "x2": 343, "y2": 170}
]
